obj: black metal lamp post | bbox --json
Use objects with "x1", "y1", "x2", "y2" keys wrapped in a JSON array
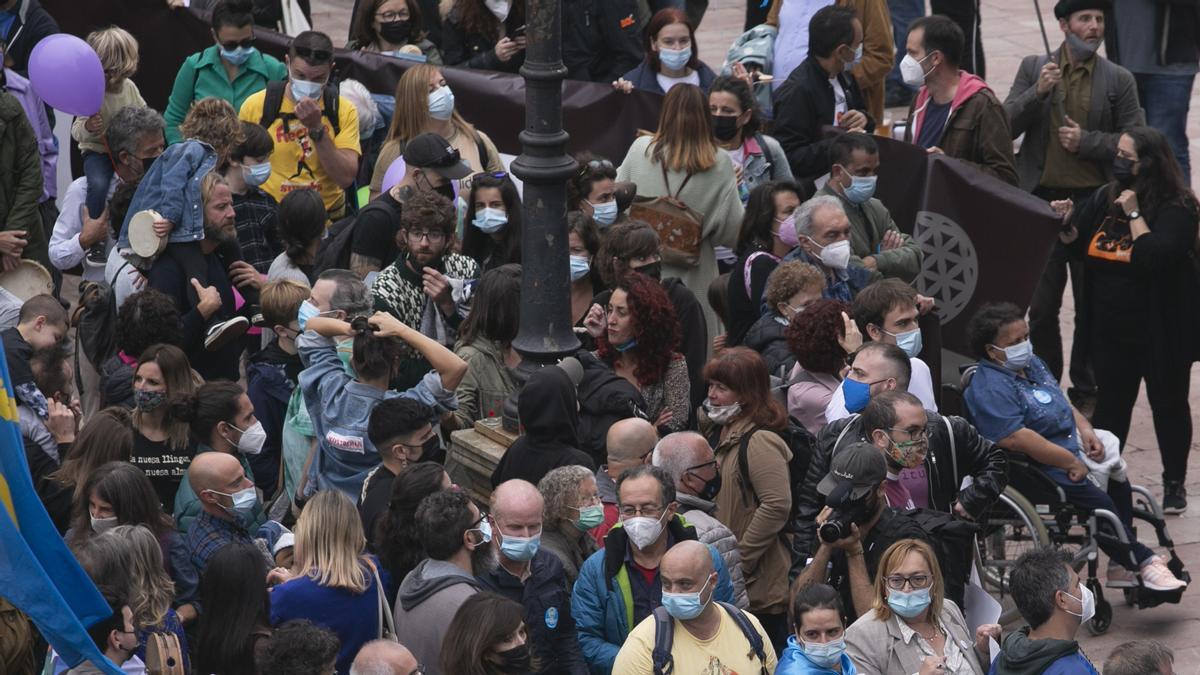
[{"x1": 503, "y1": 0, "x2": 580, "y2": 431}]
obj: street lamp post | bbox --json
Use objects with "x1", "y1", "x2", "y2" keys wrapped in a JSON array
[{"x1": 504, "y1": 0, "x2": 580, "y2": 430}]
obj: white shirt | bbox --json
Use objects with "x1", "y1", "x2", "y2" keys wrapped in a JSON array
[
  {"x1": 825, "y1": 356, "x2": 939, "y2": 423},
  {"x1": 831, "y1": 76, "x2": 848, "y2": 118},
  {"x1": 48, "y1": 176, "x2": 119, "y2": 282},
  {"x1": 656, "y1": 70, "x2": 701, "y2": 93}
]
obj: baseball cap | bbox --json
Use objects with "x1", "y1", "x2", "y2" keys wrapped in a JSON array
[
  {"x1": 817, "y1": 441, "x2": 887, "y2": 500},
  {"x1": 402, "y1": 132, "x2": 473, "y2": 180}
]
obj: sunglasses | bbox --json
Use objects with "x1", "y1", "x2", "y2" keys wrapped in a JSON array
[
  {"x1": 220, "y1": 37, "x2": 255, "y2": 51},
  {"x1": 292, "y1": 45, "x2": 333, "y2": 64},
  {"x1": 577, "y1": 158, "x2": 615, "y2": 177}
]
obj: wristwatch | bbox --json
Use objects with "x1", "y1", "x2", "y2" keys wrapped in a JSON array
[
  {"x1": 308, "y1": 126, "x2": 326, "y2": 142},
  {"x1": 1127, "y1": 210, "x2": 1140, "y2": 220}
]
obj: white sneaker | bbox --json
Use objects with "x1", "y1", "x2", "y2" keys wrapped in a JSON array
[
  {"x1": 204, "y1": 316, "x2": 249, "y2": 351},
  {"x1": 1140, "y1": 556, "x2": 1188, "y2": 592},
  {"x1": 1105, "y1": 563, "x2": 1138, "y2": 588}
]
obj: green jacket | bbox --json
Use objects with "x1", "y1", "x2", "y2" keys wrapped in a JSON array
[
  {"x1": 816, "y1": 184, "x2": 923, "y2": 283},
  {"x1": 164, "y1": 46, "x2": 288, "y2": 144},
  {"x1": 452, "y1": 337, "x2": 517, "y2": 430},
  {"x1": 0, "y1": 91, "x2": 47, "y2": 268},
  {"x1": 173, "y1": 448, "x2": 266, "y2": 534}
]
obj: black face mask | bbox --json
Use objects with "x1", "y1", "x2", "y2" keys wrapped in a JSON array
[
  {"x1": 379, "y1": 20, "x2": 412, "y2": 44},
  {"x1": 1112, "y1": 156, "x2": 1136, "y2": 187},
  {"x1": 435, "y1": 182, "x2": 456, "y2": 202},
  {"x1": 140, "y1": 154, "x2": 158, "y2": 176},
  {"x1": 695, "y1": 470, "x2": 722, "y2": 501},
  {"x1": 712, "y1": 114, "x2": 740, "y2": 142},
  {"x1": 490, "y1": 643, "x2": 532, "y2": 673},
  {"x1": 631, "y1": 261, "x2": 662, "y2": 280}
]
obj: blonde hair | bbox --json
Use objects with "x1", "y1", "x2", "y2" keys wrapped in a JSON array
[
  {"x1": 645, "y1": 83, "x2": 717, "y2": 174},
  {"x1": 181, "y1": 98, "x2": 245, "y2": 168},
  {"x1": 261, "y1": 279, "x2": 311, "y2": 329},
  {"x1": 382, "y1": 64, "x2": 477, "y2": 151},
  {"x1": 871, "y1": 538, "x2": 946, "y2": 625},
  {"x1": 293, "y1": 490, "x2": 371, "y2": 593},
  {"x1": 200, "y1": 171, "x2": 230, "y2": 209},
  {"x1": 87, "y1": 26, "x2": 139, "y2": 82},
  {"x1": 102, "y1": 525, "x2": 174, "y2": 629}
]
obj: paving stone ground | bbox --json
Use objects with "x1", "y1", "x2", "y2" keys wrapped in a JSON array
[{"x1": 306, "y1": 0, "x2": 1200, "y2": 667}]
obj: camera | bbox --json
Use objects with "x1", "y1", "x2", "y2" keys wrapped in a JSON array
[{"x1": 818, "y1": 484, "x2": 879, "y2": 544}]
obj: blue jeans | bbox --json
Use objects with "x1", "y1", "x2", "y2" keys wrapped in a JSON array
[
  {"x1": 81, "y1": 150, "x2": 114, "y2": 221},
  {"x1": 886, "y1": 0, "x2": 925, "y2": 92},
  {"x1": 1058, "y1": 476, "x2": 1154, "y2": 570},
  {"x1": 1135, "y1": 73, "x2": 1195, "y2": 182}
]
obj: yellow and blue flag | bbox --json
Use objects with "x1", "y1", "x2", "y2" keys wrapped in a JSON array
[{"x1": 0, "y1": 341, "x2": 123, "y2": 674}]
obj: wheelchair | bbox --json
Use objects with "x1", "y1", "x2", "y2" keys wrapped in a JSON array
[{"x1": 956, "y1": 366, "x2": 1190, "y2": 635}]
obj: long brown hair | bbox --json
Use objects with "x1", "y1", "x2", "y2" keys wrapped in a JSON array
[
  {"x1": 132, "y1": 344, "x2": 196, "y2": 450},
  {"x1": 48, "y1": 407, "x2": 134, "y2": 500},
  {"x1": 440, "y1": 592, "x2": 529, "y2": 675},
  {"x1": 1114, "y1": 126, "x2": 1200, "y2": 223},
  {"x1": 382, "y1": 64, "x2": 478, "y2": 149},
  {"x1": 350, "y1": 0, "x2": 425, "y2": 48},
  {"x1": 453, "y1": 0, "x2": 525, "y2": 44},
  {"x1": 703, "y1": 347, "x2": 787, "y2": 431},
  {"x1": 646, "y1": 84, "x2": 717, "y2": 174}
]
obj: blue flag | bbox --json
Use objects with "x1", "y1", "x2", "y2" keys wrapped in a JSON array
[{"x1": 0, "y1": 340, "x2": 123, "y2": 674}]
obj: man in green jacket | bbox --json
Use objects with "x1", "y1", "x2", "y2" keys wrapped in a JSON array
[
  {"x1": 0, "y1": 86, "x2": 48, "y2": 271},
  {"x1": 817, "y1": 133, "x2": 923, "y2": 283}
]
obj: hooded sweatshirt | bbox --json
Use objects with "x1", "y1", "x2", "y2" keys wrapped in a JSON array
[
  {"x1": 989, "y1": 627, "x2": 1098, "y2": 675},
  {"x1": 905, "y1": 71, "x2": 1019, "y2": 186},
  {"x1": 490, "y1": 365, "x2": 594, "y2": 488},
  {"x1": 393, "y1": 558, "x2": 483, "y2": 675}
]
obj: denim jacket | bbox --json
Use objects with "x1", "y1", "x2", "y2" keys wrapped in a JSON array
[
  {"x1": 118, "y1": 139, "x2": 217, "y2": 247},
  {"x1": 296, "y1": 330, "x2": 458, "y2": 498},
  {"x1": 741, "y1": 133, "x2": 794, "y2": 197}
]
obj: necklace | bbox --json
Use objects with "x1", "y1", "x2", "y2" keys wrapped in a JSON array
[{"x1": 913, "y1": 622, "x2": 940, "y2": 641}]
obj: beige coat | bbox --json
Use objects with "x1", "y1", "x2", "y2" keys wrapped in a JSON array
[{"x1": 845, "y1": 600, "x2": 986, "y2": 675}]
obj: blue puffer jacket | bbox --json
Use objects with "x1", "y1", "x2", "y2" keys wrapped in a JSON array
[
  {"x1": 118, "y1": 139, "x2": 216, "y2": 247},
  {"x1": 776, "y1": 636, "x2": 858, "y2": 674},
  {"x1": 571, "y1": 515, "x2": 736, "y2": 674}
]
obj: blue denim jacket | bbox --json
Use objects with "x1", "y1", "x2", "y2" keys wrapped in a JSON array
[
  {"x1": 296, "y1": 330, "x2": 458, "y2": 498},
  {"x1": 783, "y1": 247, "x2": 874, "y2": 303},
  {"x1": 118, "y1": 139, "x2": 217, "y2": 247}
]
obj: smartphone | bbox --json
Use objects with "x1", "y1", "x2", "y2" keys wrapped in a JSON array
[{"x1": 512, "y1": 24, "x2": 526, "y2": 38}]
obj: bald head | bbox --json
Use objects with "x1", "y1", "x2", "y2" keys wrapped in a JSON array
[
  {"x1": 188, "y1": 452, "x2": 251, "y2": 519},
  {"x1": 491, "y1": 479, "x2": 544, "y2": 520},
  {"x1": 606, "y1": 418, "x2": 658, "y2": 466},
  {"x1": 660, "y1": 540, "x2": 716, "y2": 618},
  {"x1": 350, "y1": 640, "x2": 419, "y2": 675},
  {"x1": 653, "y1": 432, "x2": 713, "y2": 487}
]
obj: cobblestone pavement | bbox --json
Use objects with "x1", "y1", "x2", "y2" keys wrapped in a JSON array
[{"x1": 308, "y1": 0, "x2": 1200, "y2": 667}]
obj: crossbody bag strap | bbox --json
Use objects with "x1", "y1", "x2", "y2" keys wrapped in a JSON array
[
  {"x1": 367, "y1": 559, "x2": 397, "y2": 641},
  {"x1": 660, "y1": 162, "x2": 694, "y2": 199}
]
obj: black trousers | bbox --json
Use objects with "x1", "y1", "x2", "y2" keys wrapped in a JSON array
[
  {"x1": 756, "y1": 611, "x2": 790, "y2": 659},
  {"x1": 1090, "y1": 319, "x2": 1193, "y2": 482},
  {"x1": 929, "y1": 0, "x2": 985, "y2": 78},
  {"x1": 745, "y1": 0, "x2": 770, "y2": 31},
  {"x1": 1028, "y1": 187, "x2": 1096, "y2": 392}
]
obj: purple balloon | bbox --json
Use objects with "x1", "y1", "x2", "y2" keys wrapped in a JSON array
[
  {"x1": 28, "y1": 34, "x2": 105, "y2": 117},
  {"x1": 381, "y1": 156, "x2": 407, "y2": 193}
]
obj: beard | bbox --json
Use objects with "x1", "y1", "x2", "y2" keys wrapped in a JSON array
[
  {"x1": 471, "y1": 542, "x2": 499, "y2": 575},
  {"x1": 203, "y1": 219, "x2": 235, "y2": 245}
]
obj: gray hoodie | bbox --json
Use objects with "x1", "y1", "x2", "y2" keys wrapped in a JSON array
[
  {"x1": 393, "y1": 559, "x2": 482, "y2": 675},
  {"x1": 991, "y1": 627, "x2": 1097, "y2": 675}
]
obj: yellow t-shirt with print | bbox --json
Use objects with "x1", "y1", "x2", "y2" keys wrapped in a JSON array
[
  {"x1": 238, "y1": 89, "x2": 360, "y2": 213},
  {"x1": 612, "y1": 606, "x2": 778, "y2": 675}
]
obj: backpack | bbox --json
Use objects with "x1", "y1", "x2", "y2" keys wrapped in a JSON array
[
  {"x1": 629, "y1": 164, "x2": 704, "y2": 268},
  {"x1": 574, "y1": 351, "x2": 648, "y2": 466},
  {"x1": 259, "y1": 80, "x2": 341, "y2": 136},
  {"x1": 734, "y1": 421, "x2": 815, "y2": 531},
  {"x1": 754, "y1": 133, "x2": 779, "y2": 181},
  {"x1": 71, "y1": 261, "x2": 130, "y2": 391},
  {"x1": 311, "y1": 199, "x2": 397, "y2": 276},
  {"x1": 651, "y1": 601, "x2": 770, "y2": 675}
]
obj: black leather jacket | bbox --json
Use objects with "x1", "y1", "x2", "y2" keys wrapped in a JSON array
[{"x1": 789, "y1": 411, "x2": 1008, "y2": 576}]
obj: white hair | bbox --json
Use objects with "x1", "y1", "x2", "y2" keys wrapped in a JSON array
[
  {"x1": 652, "y1": 432, "x2": 710, "y2": 486},
  {"x1": 795, "y1": 194, "x2": 846, "y2": 237}
]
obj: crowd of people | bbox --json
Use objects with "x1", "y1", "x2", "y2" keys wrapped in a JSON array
[{"x1": 0, "y1": 0, "x2": 1196, "y2": 672}]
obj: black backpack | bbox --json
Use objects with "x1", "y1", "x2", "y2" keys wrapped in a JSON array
[
  {"x1": 259, "y1": 80, "x2": 341, "y2": 135},
  {"x1": 574, "y1": 351, "x2": 648, "y2": 466},
  {"x1": 731, "y1": 420, "x2": 816, "y2": 530},
  {"x1": 651, "y1": 601, "x2": 770, "y2": 675},
  {"x1": 311, "y1": 199, "x2": 397, "y2": 276}
]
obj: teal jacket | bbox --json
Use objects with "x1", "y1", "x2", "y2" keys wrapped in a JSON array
[
  {"x1": 164, "y1": 45, "x2": 287, "y2": 144},
  {"x1": 570, "y1": 515, "x2": 736, "y2": 673},
  {"x1": 173, "y1": 447, "x2": 267, "y2": 534}
]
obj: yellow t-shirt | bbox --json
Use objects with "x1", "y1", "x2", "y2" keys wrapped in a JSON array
[
  {"x1": 612, "y1": 607, "x2": 778, "y2": 675},
  {"x1": 239, "y1": 89, "x2": 361, "y2": 213}
]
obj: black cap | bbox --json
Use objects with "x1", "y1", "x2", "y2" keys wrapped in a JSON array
[
  {"x1": 1054, "y1": 0, "x2": 1110, "y2": 20},
  {"x1": 402, "y1": 133, "x2": 472, "y2": 180},
  {"x1": 817, "y1": 441, "x2": 887, "y2": 500}
]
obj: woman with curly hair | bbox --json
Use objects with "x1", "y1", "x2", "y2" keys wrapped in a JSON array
[
  {"x1": 585, "y1": 273, "x2": 689, "y2": 433},
  {"x1": 372, "y1": 462, "x2": 451, "y2": 580},
  {"x1": 741, "y1": 260, "x2": 825, "y2": 378},
  {"x1": 441, "y1": 0, "x2": 527, "y2": 73},
  {"x1": 537, "y1": 465, "x2": 600, "y2": 585},
  {"x1": 462, "y1": 172, "x2": 522, "y2": 272},
  {"x1": 700, "y1": 346, "x2": 793, "y2": 651},
  {"x1": 785, "y1": 298, "x2": 862, "y2": 435},
  {"x1": 98, "y1": 290, "x2": 183, "y2": 409}
]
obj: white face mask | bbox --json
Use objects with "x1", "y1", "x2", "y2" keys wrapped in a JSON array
[
  {"x1": 1064, "y1": 582, "x2": 1096, "y2": 624},
  {"x1": 91, "y1": 515, "x2": 118, "y2": 534},
  {"x1": 484, "y1": 0, "x2": 511, "y2": 21},
  {"x1": 807, "y1": 237, "x2": 851, "y2": 270},
  {"x1": 427, "y1": 85, "x2": 455, "y2": 121},
  {"x1": 623, "y1": 511, "x2": 667, "y2": 550},
  {"x1": 226, "y1": 420, "x2": 267, "y2": 455},
  {"x1": 900, "y1": 53, "x2": 932, "y2": 87}
]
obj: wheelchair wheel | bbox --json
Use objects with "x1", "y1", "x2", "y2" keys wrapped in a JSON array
[
  {"x1": 975, "y1": 487, "x2": 1051, "y2": 620},
  {"x1": 1086, "y1": 579, "x2": 1113, "y2": 635}
]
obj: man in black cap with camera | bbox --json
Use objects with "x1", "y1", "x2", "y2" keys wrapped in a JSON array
[
  {"x1": 349, "y1": 132, "x2": 472, "y2": 279},
  {"x1": 1003, "y1": 0, "x2": 1143, "y2": 412}
]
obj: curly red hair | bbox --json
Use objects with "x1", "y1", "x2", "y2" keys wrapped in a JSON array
[
  {"x1": 596, "y1": 273, "x2": 680, "y2": 387},
  {"x1": 786, "y1": 298, "x2": 851, "y2": 376}
]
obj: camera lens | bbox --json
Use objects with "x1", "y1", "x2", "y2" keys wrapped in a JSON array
[{"x1": 818, "y1": 519, "x2": 847, "y2": 544}]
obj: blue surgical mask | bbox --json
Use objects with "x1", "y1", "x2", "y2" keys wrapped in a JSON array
[
  {"x1": 661, "y1": 575, "x2": 712, "y2": 620},
  {"x1": 887, "y1": 587, "x2": 932, "y2": 618},
  {"x1": 569, "y1": 255, "x2": 591, "y2": 282},
  {"x1": 473, "y1": 518, "x2": 493, "y2": 544},
  {"x1": 242, "y1": 162, "x2": 272, "y2": 187},
  {"x1": 220, "y1": 45, "x2": 255, "y2": 65},
  {"x1": 498, "y1": 529, "x2": 541, "y2": 562},
  {"x1": 428, "y1": 85, "x2": 455, "y2": 121},
  {"x1": 658, "y1": 46, "x2": 692, "y2": 72},
  {"x1": 297, "y1": 300, "x2": 320, "y2": 331},
  {"x1": 614, "y1": 338, "x2": 638, "y2": 353},
  {"x1": 590, "y1": 200, "x2": 619, "y2": 226},
  {"x1": 208, "y1": 486, "x2": 258, "y2": 526},
  {"x1": 290, "y1": 77, "x2": 324, "y2": 100},
  {"x1": 993, "y1": 339, "x2": 1033, "y2": 372},
  {"x1": 843, "y1": 377, "x2": 872, "y2": 414},
  {"x1": 472, "y1": 207, "x2": 507, "y2": 234},
  {"x1": 842, "y1": 174, "x2": 878, "y2": 204},
  {"x1": 800, "y1": 637, "x2": 846, "y2": 669},
  {"x1": 845, "y1": 43, "x2": 864, "y2": 71},
  {"x1": 886, "y1": 327, "x2": 922, "y2": 358}
]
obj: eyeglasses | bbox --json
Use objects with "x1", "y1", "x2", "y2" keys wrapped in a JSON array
[
  {"x1": 292, "y1": 45, "x2": 334, "y2": 64},
  {"x1": 886, "y1": 426, "x2": 931, "y2": 443},
  {"x1": 885, "y1": 574, "x2": 932, "y2": 590},
  {"x1": 685, "y1": 460, "x2": 718, "y2": 473},
  {"x1": 578, "y1": 159, "x2": 615, "y2": 177},
  {"x1": 572, "y1": 495, "x2": 603, "y2": 509},
  {"x1": 220, "y1": 37, "x2": 255, "y2": 51},
  {"x1": 406, "y1": 665, "x2": 426, "y2": 675},
  {"x1": 406, "y1": 230, "x2": 447, "y2": 243},
  {"x1": 619, "y1": 504, "x2": 664, "y2": 518},
  {"x1": 376, "y1": 9, "x2": 410, "y2": 21}
]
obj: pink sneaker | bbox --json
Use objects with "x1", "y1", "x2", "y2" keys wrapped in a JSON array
[
  {"x1": 1140, "y1": 556, "x2": 1188, "y2": 592},
  {"x1": 1105, "y1": 563, "x2": 1137, "y2": 588}
]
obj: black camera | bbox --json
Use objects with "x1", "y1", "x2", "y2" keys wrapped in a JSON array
[{"x1": 818, "y1": 483, "x2": 878, "y2": 544}]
